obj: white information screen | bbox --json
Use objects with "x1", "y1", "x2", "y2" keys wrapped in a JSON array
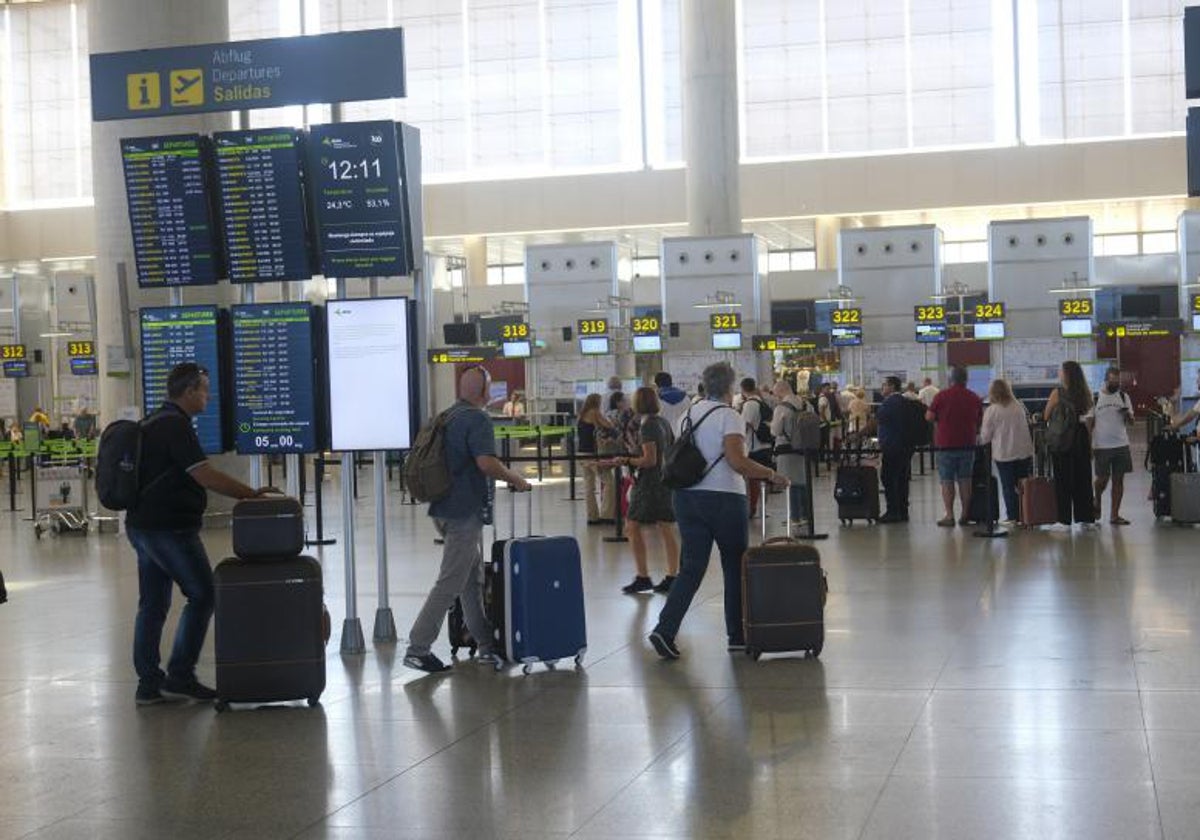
[
  {"x1": 633, "y1": 335, "x2": 662, "y2": 353},
  {"x1": 973, "y1": 322, "x2": 1006, "y2": 341},
  {"x1": 1060, "y1": 317, "x2": 1093, "y2": 338},
  {"x1": 580, "y1": 336, "x2": 610, "y2": 355},
  {"x1": 712, "y1": 332, "x2": 743, "y2": 350},
  {"x1": 326, "y1": 297, "x2": 413, "y2": 451}
]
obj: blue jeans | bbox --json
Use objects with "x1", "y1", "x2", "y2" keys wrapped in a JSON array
[
  {"x1": 127, "y1": 527, "x2": 214, "y2": 689},
  {"x1": 653, "y1": 490, "x2": 749, "y2": 644},
  {"x1": 994, "y1": 457, "x2": 1033, "y2": 521}
]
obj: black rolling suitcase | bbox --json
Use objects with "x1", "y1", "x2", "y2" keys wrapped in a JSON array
[
  {"x1": 967, "y1": 451, "x2": 1000, "y2": 524},
  {"x1": 213, "y1": 555, "x2": 327, "y2": 710},
  {"x1": 1149, "y1": 431, "x2": 1187, "y2": 519},
  {"x1": 742, "y1": 489, "x2": 827, "y2": 661},
  {"x1": 834, "y1": 446, "x2": 879, "y2": 525},
  {"x1": 231, "y1": 495, "x2": 304, "y2": 559}
]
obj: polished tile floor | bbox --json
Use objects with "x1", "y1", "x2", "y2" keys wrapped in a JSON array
[{"x1": 2, "y1": 457, "x2": 1200, "y2": 839}]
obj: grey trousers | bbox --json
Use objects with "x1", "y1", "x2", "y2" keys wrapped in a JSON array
[{"x1": 406, "y1": 514, "x2": 493, "y2": 657}]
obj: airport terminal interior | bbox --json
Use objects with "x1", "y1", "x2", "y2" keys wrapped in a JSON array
[{"x1": 5, "y1": 0, "x2": 1200, "y2": 837}]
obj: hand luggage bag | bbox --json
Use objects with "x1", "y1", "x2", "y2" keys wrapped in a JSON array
[
  {"x1": 1171, "y1": 444, "x2": 1200, "y2": 524},
  {"x1": 1153, "y1": 467, "x2": 1174, "y2": 519},
  {"x1": 213, "y1": 554, "x2": 326, "y2": 710},
  {"x1": 743, "y1": 487, "x2": 827, "y2": 661},
  {"x1": 488, "y1": 490, "x2": 587, "y2": 673},
  {"x1": 834, "y1": 458, "x2": 879, "y2": 525},
  {"x1": 447, "y1": 532, "x2": 502, "y2": 657},
  {"x1": 1019, "y1": 476, "x2": 1057, "y2": 527},
  {"x1": 231, "y1": 495, "x2": 304, "y2": 559}
]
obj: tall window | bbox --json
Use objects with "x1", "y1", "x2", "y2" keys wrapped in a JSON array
[{"x1": 0, "y1": 0, "x2": 90, "y2": 206}]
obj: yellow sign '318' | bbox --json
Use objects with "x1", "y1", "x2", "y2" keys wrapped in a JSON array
[{"x1": 501, "y1": 323, "x2": 529, "y2": 340}]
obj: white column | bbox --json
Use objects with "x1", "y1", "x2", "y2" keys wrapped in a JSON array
[
  {"x1": 681, "y1": 0, "x2": 741, "y2": 237},
  {"x1": 463, "y1": 235, "x2": 488, "y2": 289},
  {"x1": 90, "y1": 0, "x2": 248, "y2": 503}
]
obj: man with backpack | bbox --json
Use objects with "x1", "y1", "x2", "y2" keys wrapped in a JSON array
[
  {"x1": 404, "y1": 366, "x2": 530, "y2": 674},
  {"x1": 739, "y1": 378, "x2": 774, "y2": 519},
  {"x1": 121, "y1": 363, "x2": 269, "y2": 706},
  {"x1": 771, "y1": 380, "x2": 819, "y2": 522}
]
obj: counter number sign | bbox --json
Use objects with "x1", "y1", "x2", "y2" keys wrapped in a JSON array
[
  {"x1": 577, "y1": 318, "x2": 608, "y2": 336},
  {"x1": 1060, "y1": 298, "x2": 1093, "y2": 317},
  {"x1": 914, "y1": 305, "x2": 946, "y2": 323},
  {"x1": 831, "y1": 308, "x2": 861, "y2": 325},
  {"x1": 67, "y1": 341, "x2": 94, "y2": 358},
  {"x1": 501, "y1": 322, "x2": 529, "y2": 340},
  {"x1": 710, "y1": 312, "x2": 741, "y2": 332},
  {"x1": 974, "y1": 301, "x2": 1006, "y2": 322},
  {"x1": 1, "y1": 344, "x2": 26, "y2": 360},
  {"x1": 631, "y1": 316, "x2": 660, "y2": 335}
]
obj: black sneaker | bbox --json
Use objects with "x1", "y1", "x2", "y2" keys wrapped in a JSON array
[
  {"x1": 652, "y1": 575, "x2": 676, "y2": 594},
  {"x1": 160, "y1": 677, "x2": 217, "y2": 702},
  {"x1": 622, "y1": 576, "x2": 654, "y2": 594},
  {"x1": 134, "y1": 685, "x2": 168, "y2": 706},
  {"x1": 648, "y1": 631, "x2": 680, "y2": 660},
  {"x1": 403, "y1": 653, "x2": 452, "y2": 674}
]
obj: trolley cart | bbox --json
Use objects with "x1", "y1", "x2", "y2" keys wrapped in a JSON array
[{"x1": 33, "y1": 462, "x2": 90, "y2": 538}]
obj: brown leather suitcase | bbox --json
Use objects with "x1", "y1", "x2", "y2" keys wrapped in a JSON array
[{"x1": 1019, "y1": 476, "x2": 1057, "y2": 527}]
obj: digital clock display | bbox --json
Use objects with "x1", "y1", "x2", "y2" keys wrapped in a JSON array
[
  {"x1": 914, "y1": 305, "x2": 946, "y2": 323},
  {"x1": 213, "y1": 128, "x2": 313, "y2": 283},
  {"x1": 974, "y1": 301, "x2": 1006, "y2": 322},
  {"x1": 120, "y1": 134, "x2": 220, "y2": 288},
  {"x1": 577, "y1": 318, "x2": 608, "y2": 336},
  {"x1": 1059, "y1": 298, "x2": 1093, "y2": 317},
  {"x1": 140, "y1": 305, "x2": 227, "y2": 454},
  {"x1": 307, "y1": 120, "x2": 411, "y2": 278},
  {"x1": 631, "y1": 316, "x2": 661, "y2": 335},
  {"x1": 831, "y1": 308, "x2": 861, "y2": 325},
  {"x1": 710, "y1": 312, "x2": 741, "y2": 332},
  {"x1": 232, "y1": 303, "x2": 321, "y2": 455}
]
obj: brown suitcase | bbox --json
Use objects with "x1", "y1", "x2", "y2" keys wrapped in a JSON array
[
  {"x1": 1019, "y1": 476, "x2": 1056, "y2": 527},
  {"x1": 742, "y1": 485, "x2": 827, "y2": 660}
]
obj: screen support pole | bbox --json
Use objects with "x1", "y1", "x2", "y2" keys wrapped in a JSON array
[{"x1": 240, "y1": 283, "x2": 263, "y2": 489}]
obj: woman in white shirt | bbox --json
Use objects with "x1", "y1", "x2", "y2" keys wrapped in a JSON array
[
  {"x1": 648, "y1": 362, "x2": 788, "y2": 660},
  {"x1": 980, "y1": 379, "x2": 1035, "y2": 524}
]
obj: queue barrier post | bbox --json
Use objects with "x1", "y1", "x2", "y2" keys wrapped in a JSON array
[
  {"x1": 305, "y1": 456, "x2": 336, "y2": 547},
  {"x1": 602, "y1": 462, "x2": 628, "y2": 544},
  {"x1": 372, "y1": 450, "x2": 397, "y2": 643},
  {"x1": 793, "y1": 449, "x2": 828, "y2": 541}
]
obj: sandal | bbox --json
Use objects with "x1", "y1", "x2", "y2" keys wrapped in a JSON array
[
  {"x1": 1110, "y1": 517, "x2": 1130, "y2": 526},
  {"x1": 937, "y1": 517, "x2": 955, "y2": 527}
]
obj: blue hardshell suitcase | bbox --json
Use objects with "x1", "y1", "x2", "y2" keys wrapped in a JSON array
[{"x1": 491, "y1": 491, "x2": 587, "y2": 673}]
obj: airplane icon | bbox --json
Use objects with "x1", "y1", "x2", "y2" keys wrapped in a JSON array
[{"x1": 169, "y1": 69, "x2": 204, "y2": 106}]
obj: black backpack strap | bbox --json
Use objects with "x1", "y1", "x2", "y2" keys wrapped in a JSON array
[{"x1": 682, "y1": 404, "x2": 736, "y2": 479}]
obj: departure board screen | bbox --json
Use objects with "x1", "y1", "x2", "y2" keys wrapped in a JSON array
[
  {"x1": 214, "y1": 128, "x2": 313, "y2": 283},
  {"x1": 120, "y1": 134, "x2": 219, "y2": 288},
  {"x1": 231, "y1": 303, "x2": 320, "y2": 454},
  {"x1": 307, "y1": 121, "x2": 410, "y2": 278},
  {"x1": 140, "y1": 306, "x2": 226, "y2": 454}
]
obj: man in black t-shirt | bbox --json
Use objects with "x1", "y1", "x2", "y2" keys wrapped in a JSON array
[{"x1": 127, "y1": 363, "x2": 266, "y2": 706}]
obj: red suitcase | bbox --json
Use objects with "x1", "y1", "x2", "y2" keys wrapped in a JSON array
[{"x1": 1019, "y1": 476, "x2": 1057, "y2": 527}]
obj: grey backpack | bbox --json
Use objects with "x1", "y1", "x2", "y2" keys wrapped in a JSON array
[{"x1": 403, "y1": 406, "x2": 467, "y2": 503}]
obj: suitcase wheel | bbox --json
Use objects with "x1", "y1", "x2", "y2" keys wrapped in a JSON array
[
  {"x1": 307, "y1": 697, "x2": 320, "y2": 708},
  {"x1": 522, "y1": 664, "x2": 534, "y2": 675},
  {"x1": 808, "y1": 642, "x2": 823, "y2": 658},
  {"x1": 574, "y1": 653, "x2": 585, "y2": 670},
  {"x1": 214, "y1": 700, "x2": 230, "y2": 713},
  {"x1": 746, "y1": 647, "x2": 762, "y2": 662},
  {"x1": 545, "y1": 660, "x2": 558, "y2": 671},
  {"x1": 494, "y1": 659, "x2": 505, "y2": 672}
]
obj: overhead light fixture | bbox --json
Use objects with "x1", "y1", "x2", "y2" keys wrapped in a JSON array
[
  {"x1": 815, "y1": 285, "x2": 858, "y2": 304},
  {"x1": 1047, "y1": 271, "x2": 1097, "y2": 295},
  {"x1": 39, "y1": 331, "x2": 73, "y2": 339},
  {"x1": 693, "y1": 291, "x2": 742, "y2": 309},
  {"x1": 39, "y1": 255, "x2": 95, "y2": 263}
]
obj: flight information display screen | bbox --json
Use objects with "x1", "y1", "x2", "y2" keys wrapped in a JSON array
[
  {"x1": 120, "y1": 134, "x2": 219, "y2": 288},
  {"x1": 232, "y1": 303, "x2": 320, "y2": 454},
  {"x1": 307, "y1": 121, "x2": 410, "y2": 278},
  {"x1": 140, "y1": 306, "x2": 226, "y2": 454},
  {"x1": 213, "y1": 128, "x2": 313, "y2": 283}
]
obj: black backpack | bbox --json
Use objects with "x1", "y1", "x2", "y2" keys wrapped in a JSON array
[
  {"x1": 662, "y1": 405, "x2": 733, "y2": 490},
  {"x1": 1045, "y1": 388, "x2": 1079, "y2": 454},
  {"x1": 746, "y1": 397, "x2": 775, "y2": 445},
  {"x1": 901, "y1": 398, "x2": 929, "y2": 447},
  {"x1": 95, "y1": 413, "x2": 168, "y2": 511}
]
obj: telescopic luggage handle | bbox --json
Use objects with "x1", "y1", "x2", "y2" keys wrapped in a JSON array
[{"x1": 505, "y1": 485, "x2": 534, "y2": 538}]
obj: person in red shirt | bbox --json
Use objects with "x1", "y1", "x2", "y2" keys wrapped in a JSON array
[{"x1": 926, "y1": 366, "x2": 984, "y2": 527}]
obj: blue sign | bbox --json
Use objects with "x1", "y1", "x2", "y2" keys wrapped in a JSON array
[
  {"x1": 231, "y1": 303, "x2": 321, "y2": 455},
  {"x1": 90, "y1": 29, "x2": 406, "y2": 121},
  {"x1": 307, "y1": 121, "x2": 412, "y2": 277},
  {"x1": 213, "y1": 128, "x2": 314, "y2": 283},
  {"x1": 140, "y1": 305, "x2": 227, "y2": 454},
  {"x1": 120, "y1": 134, "x2": 220, "y2": 288},
  {"x1": 69, "y1": 357, "x2": 98, "y2": 376}
]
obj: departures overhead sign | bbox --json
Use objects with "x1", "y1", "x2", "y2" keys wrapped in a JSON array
[{"x1": 90, "y1": 29, "x2": 406, "y2": 121}]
